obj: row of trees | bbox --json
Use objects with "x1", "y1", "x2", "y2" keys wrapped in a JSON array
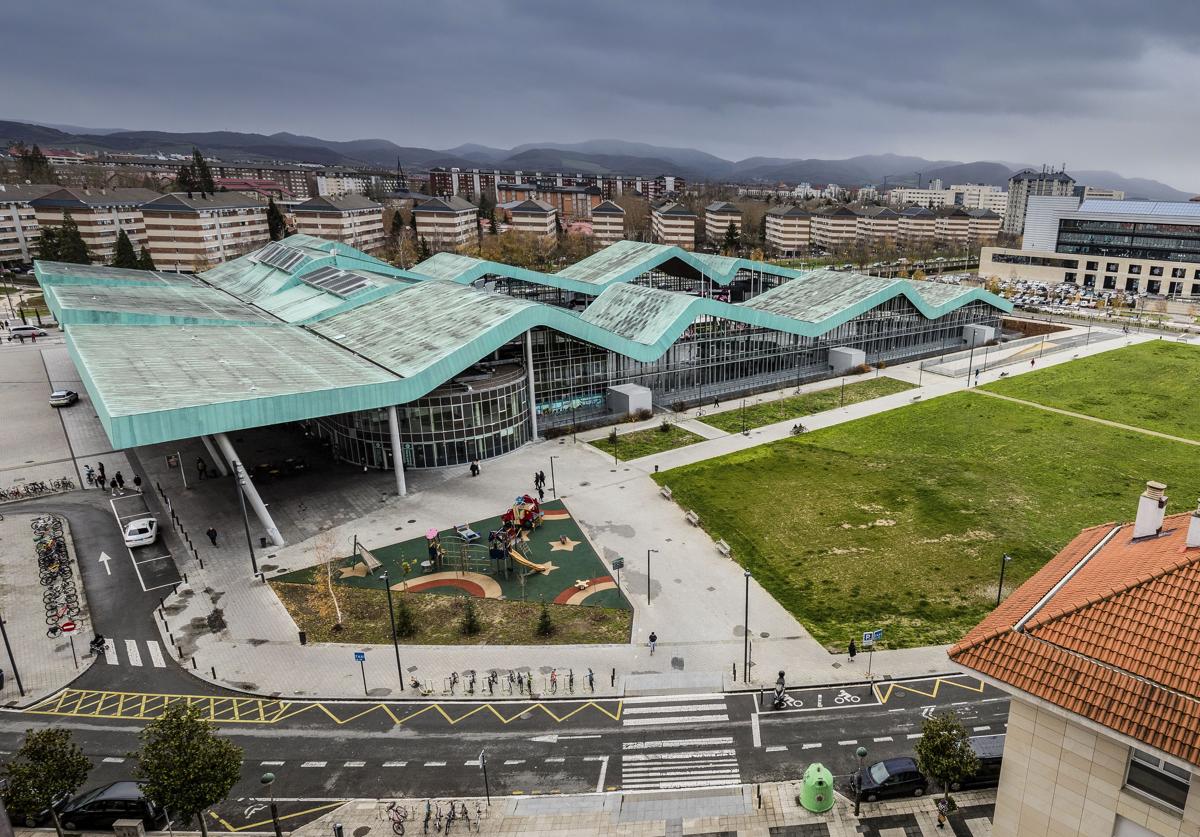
[
  {"x1": 176, "y1": 147, "x2": 216, "y2": 194},
  {"x1": 35, "y1": 211, "x2": 155, "y2": 269},
  {"x1": 7, "y1": 143, "x2": 57, "y2": 184},
  {"x1": 3, "y1": 705, "x2": 241, "y2": 837}
]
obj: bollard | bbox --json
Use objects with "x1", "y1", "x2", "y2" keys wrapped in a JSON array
[
  {"x1": 183, "y1": 572, "x2": 188, "y2": 584},
  {"x1": 611, "y1": 668, "x2": 615, "y2": 687},
  {"x1": 211, "y1": 666, "x2": 216, "y2": 679},
  {"x1": 198, "y1": 557, "x2": 205, "y2": 569},
  {"x1": 177, "y1": 645, "x2": 183, "y2": 659},
  {"x1": 168, "y1": 633, "x2": 174, "y2": 646},
  {"x1": 191, "y1": 657, "x2": 197, "y2": 669},
  {"x1": 733, "y1": 662, "x2": 737, "y2": 681}
]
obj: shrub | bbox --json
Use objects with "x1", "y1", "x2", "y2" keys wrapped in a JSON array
[
  {"x1": 672, "y1": 400, "x2": 686, "y2": 413},
  {"x1": 460, "y1": 598, "x2": 481, "y2": 636},
  {"x1": 850, "y1": 363, "x2": 872, "y2": 375},
  {"x1": 658, "y1": 419, "x2": 672, "y2": 433},
  {"x1": 635, "y1": 408, "x2": 653, "y2": 421},
  {"x1": 536, "y1": 600, "x2": 555, "y2": 637},
  {"x1": 393, "y1": 593, "x2": 417, "y2": 638},
  {"x1": 543, "y1": 426, "x2": 566, "y2": 440}
]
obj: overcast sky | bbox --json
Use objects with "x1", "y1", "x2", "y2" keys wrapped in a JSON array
[{"x1": 5, "y1": 0, "x2": 1200, "y2": 189}]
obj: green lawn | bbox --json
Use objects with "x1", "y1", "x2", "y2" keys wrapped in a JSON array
[
  {"x1": 698, "y1": 377, "x2": 914, "y2": 433},
  {"x1": 656, "y1": 392, "x2": 1200, "y2": 650},
  {"x1": 982, "y1": 341, "x2": 1200, "y2": 441},
  {"x1": 590, "y1": 423, "x2": 705, "y2": 459}
]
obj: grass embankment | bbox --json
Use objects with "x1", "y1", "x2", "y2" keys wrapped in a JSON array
[
  {"x1": 272, "y1": 582, "x2": 631, "y2": 646},
  {"x1": 698, "y1": 377, "x2": 914, "y2": 433},
  {"x1": 590, "y1": 424, "x2": 705, "y2": 459}
]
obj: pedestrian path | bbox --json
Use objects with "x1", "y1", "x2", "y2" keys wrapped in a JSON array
[
  {"x1": 619, "y1": 734, "x2": 741, "y2": 790},
  {"x1": 621, "y1": 693, "x2": 730, "y2": 727},
  {"x1": 970, "y1": 388, "x2": 1200, "y2": 445},
  {"x1": 95, "y1": 637, "x2": 168, "y2": 668}
]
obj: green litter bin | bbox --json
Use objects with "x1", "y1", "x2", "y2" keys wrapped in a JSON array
[{"x1": 800, "y1": 762, "x2": 835, "y2": 813}]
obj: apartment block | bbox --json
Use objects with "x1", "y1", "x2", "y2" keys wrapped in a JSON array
[
  {"x1": 291, "y1": 195, "x2": 386, "y2": 251},
  {"x1": 0, "y1": 183, "x2": 57, "y2": 264},
  {"x1": 810, "y1": 205, "x2": 858, "y2": 250},
  {"x1": 496, "y1": 183, "x2": 603, "y2": 221},
  {"x1": 412, "y1": 196, "x2": 479, "y2": 251},
  {"x1": 501, "y1": 199, "x2": 557, "y2": 238},
  {"x1": 855, "y1": 206, "x2": 899, "y2": 242},
  {"x1": 140, "y1": 192, "x2": 269, "y2": 272},
  {"x1": 897, "y1": 206, "x2": 936, "y2": 244},
  {"x1": 650, "y1": 202, "x2": 697, "y2": 249},
  {"x1": 704, "y1": 202, "x2": 742, "y2": 245},
  {"x1": 1005, "y1": 169, "x2": 1076, "y2": 234},
  {"x1": 764, "y1": 205, "x2": 810, "y2": 257},
  {"x1": 590, "y1": 200, "x2": 626, "y2": 244},
  {"x1": 29, "y1": 187, "x2": 157, "y2": 263}
]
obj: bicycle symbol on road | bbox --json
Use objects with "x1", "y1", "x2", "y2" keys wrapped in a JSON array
[{"x1": 834, "y1": 689, "x2": 862, "y2": 705}]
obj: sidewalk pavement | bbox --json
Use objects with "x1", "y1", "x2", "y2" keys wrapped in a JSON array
[
  {"x1": 291, "y1": 785, "x2": 996, "y2": 837},
  {"x1": 148, "y1": 324, "x2": 1143, "y2": 700}
]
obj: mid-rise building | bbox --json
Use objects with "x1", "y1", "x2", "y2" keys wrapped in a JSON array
[
  {"x1": 28, "y1": 187, "x2": 157, "y2": 263},
  {"x1": 704, "y1": 202, "x2": 742, "y2": 246},
  {"x1": 214, "y1": 178, "x2": 295, "y2": 201},
  {"x1": 810, "y1": 205, "x2": 859, "y2": 250},
  {"x1": 764, "y1": 205, "x2": 811, "y2": 257},
  {"x1": 412, "y1": 196, "x2": 479, "y2": 251},
  {"x1": 650, "y1": 202, "x2": 697, "y2": 249},
  {"x1": 965, "y1": 207, "x2": 1002, "y2": 242},
  {"x1": 140, "y1": 192, "x2": 270, "y2": 272},
  {"x1": 888, "y1": 184, "x2": 1008, "y2": 216},
  {"x1": 291, "y1": 195, "x2": 386, "y2": 252},
  {"x1": 855, "y1": 206, "x2": 899, "y2": 242},
  {"x1": 496, "y1": 183, "x2": 602, "y2": 221},
  {"x1": 1005, "y1": 168, "x2": 1076, "y2": 234},
  {"x1": 501, "y1": 199, "x2": 557, "y2": 238},
  {"x1": 0, "y1": 183, "x2": 57, "y2": 265},
  {"x1": 897, "y1": 206, "x2": 936, "y2": 244},
  {"x1": 950, "y1": 482, "x2": 1200, "y2": 837},
  {"x1": 590, "y1": 200, "x2": 625, "y2": 244},
  {"x1": 1079, "y1": 185, "x2": 1126, "y2": 201}
]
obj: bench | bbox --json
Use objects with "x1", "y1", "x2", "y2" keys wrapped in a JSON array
[
  {"x1": 715, "y1": 539, "x2": 732, "y2": 557},
  {"x1": 659, "y1": 485, "x2": 673, "y2": 500},
  {"x1": 685, "y1": 510, "x2": 700, "y2": 526},
  {"x1": 910, "y1": 395, "x2": 922, "y2": 403}
]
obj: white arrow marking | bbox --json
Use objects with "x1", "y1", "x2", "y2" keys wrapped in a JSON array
[
  {"x1": 99, "y1": 552, "x2": 112, "y2": 575},
  {"x1": 529, "y1": 733, "x2": 602, "y2": 744},
  {"x1": 921, "y1": 705, "x2": 937, "y2": 719}
]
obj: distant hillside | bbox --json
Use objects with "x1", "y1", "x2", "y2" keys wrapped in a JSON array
[{"x1": 497, "y1": 148, "x2": 699, "y2": 178}]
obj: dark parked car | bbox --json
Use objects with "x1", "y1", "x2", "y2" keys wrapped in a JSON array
[
  {"x1": 949, "y1": 734, "x2": 1005, "y2": 791},
  {"x1": 855, "y1": 756, "x2": 928, "y2": 802},
  {"x1": 37, "y1": 781, "x2": 168, "y2": 831}
]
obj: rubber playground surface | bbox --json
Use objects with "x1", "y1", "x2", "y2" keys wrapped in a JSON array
[{"x1": 273, "y1": 500, "x2": 630, "y2": 610}]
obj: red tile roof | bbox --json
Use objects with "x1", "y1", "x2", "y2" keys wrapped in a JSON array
[{"x1": 949, "y1": 511, "x2": 1200, "y2": 766}]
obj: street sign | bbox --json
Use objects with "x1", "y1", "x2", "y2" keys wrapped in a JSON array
[
  {"x1": 354, "y1": 651, "x2": 365, "y2": 662},
  {"x1": 60, "y1": 620, "x2": 76, "y2": 633},
  {"x1": 862, "y1": 631, "x2": 874, "y2": 646},
  {"x1": 611, "y1": 557, "x2": 625, "y2": 570},
  {"x1": 873, "y1": 629, "x2": 883, "y2": 642}
]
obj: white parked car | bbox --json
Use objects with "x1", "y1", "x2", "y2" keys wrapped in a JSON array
[{"x1": 123, "y1": 517, "x2": 158, "y2": 548}]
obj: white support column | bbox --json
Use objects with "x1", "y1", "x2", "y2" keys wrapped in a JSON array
[
  {"x1": 213, "y1": 432, "x2": 285, "y2": 547},
  {"x1": 387, "y1": 406, "x2": 407, "y2": 497},
  {"x1": 201, "y1": 435, "x2": 229, "y2": 477},
  {"x1": 525, "y1": 329, "x2": 539, "y2": 439}
]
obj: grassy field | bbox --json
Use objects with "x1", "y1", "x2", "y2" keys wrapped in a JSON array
[
  {"x1": 698, "y1": 377, "x2": 914, "y2": 433},
  {"x1": 272, "y1": 582, "x2": 631, "y2": 645},
  {"x1": 982, "y1": 340, "x2": 1200, "y2": 441},
  {"x1": 590, "y1": 423, "x2": 705, "y2": 459},
  {"x1": 656, "y1": 392, "x2": 1200, "y2": 650}
]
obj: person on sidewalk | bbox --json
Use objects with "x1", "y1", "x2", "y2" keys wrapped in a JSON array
[
  {"x1": 469, "y1": 459, "x2": 480, "y2": 477},
  {"x1": 848, "y1": 638, "x2": 857, "y2": 662},
  {"x1": 132, "y1": 474, "x2": 142, "y2": 493},
  {"x1": 533, "y1": 471, "x2": 542, "y2": 489},
  {"x1": 536, "y1": 485, "x2": 544, "y2": 501},
  {"x1": 114, "y1": 471, "x2": 125, "y2": 492},
  {"x1": 537, "y1": 470, "x2": 546, "y2": 489},
  {"x1": 196, "y1": 457, "x2": 208, "y2": 481},
  {"x1": 84, "y1": 465, "x2": 95, "y2": 487},
  {"x1": 109, "y1": 477, "x2": 119, "y2": 497},
  {"x1": 648, "y1": 631, "x2": 657, "y2": 655},
  {"x1": 97, "y1": 462, "x2": 106, "y2": 485},
  {"x1": 206, "y1": 526, "x2": 218, "y2": 547}
]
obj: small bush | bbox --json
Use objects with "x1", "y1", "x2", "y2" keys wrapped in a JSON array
[
  {"x1": 608, "y1": 427, "x2": 619, "y2": 444},
  {"x1": 635, "y1": 408, "x2": 653, "y2": 421},
  {"x1": 543, "y1": 426, "x2": 567, "y2": 440},
  {"x1": 850, "y1": 363, "x2": 872, "y2": 375},
  {"x1": 672, "y1": 400, "x2": 686, "y2": 413},
  {"x1": 658, "y1": 419, "x2": 672, "y2": 433},
  {"x1": 393, "y1": 593, "x2": 417, "y2": 637},
  {"x1": 875, "y1": 360, "x2": 887, "y2": 370},
  {"x1": 536, "y1": 600, "x2": 555, "y2": 637},
  {"x1": 460, "y1": 598, "x2": 481, "y2": 636}
]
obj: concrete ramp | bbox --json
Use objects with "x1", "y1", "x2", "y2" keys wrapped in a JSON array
[{"x1": 623, "y1": 671, "x2": 724, "y2": 696}]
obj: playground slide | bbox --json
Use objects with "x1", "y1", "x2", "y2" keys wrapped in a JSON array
[{"x1": 509, "y1": 549, "x2": 551, "y2": 574}]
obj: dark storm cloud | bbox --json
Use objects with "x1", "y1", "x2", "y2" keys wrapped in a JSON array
[{"x1": 4, "y1": 1, "x2": 1200, "y2": 185}]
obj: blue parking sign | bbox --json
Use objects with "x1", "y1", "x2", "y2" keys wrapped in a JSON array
[
  {"x1": 354, "y1": 651, "x2": 366, "y2": 662},
  {"x1": 873, "y1": 629, "x2": 883, "y2": 642}
]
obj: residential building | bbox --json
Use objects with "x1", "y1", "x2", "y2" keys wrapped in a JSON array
[
  {"x1": 500, "y1": 199, "x2": 556, "y2": 238},
  {"x1": 214, "y1": 178, "x2": 295, "y2": 201},
  {"x1": 214, "y1": 164, "x2": 314, "y2": 199},
  {"x1": 889, "y1": 186, "x2": 954, "y2": 210},
  {"x1": 897, "y1": 206, "x2": 936, "y2": 245},
  {"x1": 590, "y1": 200, "x2": 626, "y2": 244},
  {"x1": 28, "y1": 187, "x2": 157, "y2": 263},
  {"x1": 412, "y1": 196, "x2": 479, "y2": 251},
  {"x1": 291, "y1": 195, "x2": 386, "y2": 252},
  {"x1": 966, "y1": 207, "x2": 1002, "y2": 242},
  {"x1": 980, "y1": 199, "x2": 1200, "y2": 298},
  {"x1": 820, "y1": 183, "x2": 846, "y2": 201},
  {"x1": 0, "y1": 183, "x2": 57, "y2": 265},
  {"x1": 855, "y1": 185, "x2": 879, "y2": 202},
  {"x1": 1079, "y1": 185, "x2": 1126, "y2": 201},
  {"x1": 949, "y1": 482, "x2": 1200, "y2": 837},
  {"x1": 140, "y1": 192, "x2": 269, "y2": 272},
  {"x1": 650, "y1": 202, "x2": 697, "y2": 249},
  {"x1": 855, "y1": 206, "x2": 899, "y2": 242},
  {"x1": 764, "y1": 205, "x2": 811, "y2": 257},
  {"x1": 704, "y1": 202, "x2": 742, "y2": 246},
  {"x1": 888, "y1": 184, "x2": 1007, "y2": 216},
  {"x1": 430, "y1": 167, "x2": 501, "y2": 202},
  {"x1": 810, "y1": 205, "x2": 859, "y2": 250},
  {"x1": 933, "y1": 207, "x2": 1000, "y2": 246},
  {"x1": 496, "y1": 183, "x2": 602, "y2": 221},
  {"x1": 1005, "y1": 168, "x2": 1076, "y2": 234}
]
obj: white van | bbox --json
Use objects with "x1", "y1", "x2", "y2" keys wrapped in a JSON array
[{"x1": 8, "y1": 325, "x2": 49, "y2": 340}]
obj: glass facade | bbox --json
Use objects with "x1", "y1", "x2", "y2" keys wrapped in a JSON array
[
  {"x1": 1057, "y1": 218, "x2": 1200, "y2": 263},
  {"x1": 308, "y1": 364, "x2": 531, "y2": 470}
]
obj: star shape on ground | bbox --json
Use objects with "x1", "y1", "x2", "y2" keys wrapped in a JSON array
[
  {"x1": 336, "y1": 562, "x2": 369, "y2": 579},
  {"x1": 549, "y1": 537, "x2": 580, "y2": 552},
  {"x1": 539, "y1": 561, "x2": 559, "y2": 574}
]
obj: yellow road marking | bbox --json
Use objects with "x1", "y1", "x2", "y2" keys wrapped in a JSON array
[
  {"x1": 210, "y1": 802, "x2": 345, "y2": 833},
  {"x1": 874, "y1": 676, "x2": 986, "y2": 704}
]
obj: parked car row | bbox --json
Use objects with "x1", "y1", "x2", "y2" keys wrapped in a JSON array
[
  {"x1": 852, "y1": 734, "x2": 1005, "y2": 802},
  {"x1": 22, "y1": 781, "x2": 169, "y2": 831}
]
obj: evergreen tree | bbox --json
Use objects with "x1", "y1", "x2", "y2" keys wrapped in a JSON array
[
  {"x1": 536, "y1": 600, "x2": 555, "y2": 637},
  {"x1": 37, "y1": 227, "x2": 60, "y2": 262},
  {"x1": 393, "y1": 594, "x2": 417, "y2": 638},
  {"x1": 112, "y1": 228, "x2": 138, "y2": 269},
  {"x1": 177, "y1": 164, "x2": 196, "y2": 193},
  {"x1": 418, "y1": 237, "x2": 431, "y2": 261},
  {"x1": 266, "y1": 197, "x2": 287, "y2": 241},
  {"x1": 1, "y1": 728, "x2": 92, "y2": 836},
  {"x1": 191, "y1": 147, "x2": 215, "y2": 193},
  {"x1": 489, "y1": 216, "x2": 499, "y2": 235},
  {"x1": 137, "y1": 246, "x2": 157, "y2": 270},
  {"x1": 722, "y1": 221, "x2": 739, "y2": 254},
  {"x1": 478, "y1": 193, "x2": 495, "y2": 222},
  {"x1": 915, "y1": 711, "x2": 979, "y2": 806},
  {"x1": 55, "y1": 211, "x2": 91, "y2": 265},
  {"x1": 757, "y1": 212, "x2": 767, "y2": 244},
  {"x1": 459, "y1": 598, "x2": 481, "y2": 636},
  {"x1": 18, "y1": 144, "x2": 58, "y2": 184}
]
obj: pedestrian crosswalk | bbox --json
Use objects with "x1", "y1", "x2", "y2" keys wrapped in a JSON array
[
  {"x1": 620, "y1": 735, "x2": 741, "y2": 790},
  {"x1": 621, "y1": 693, "x2": 730, "y2": 727},
  {"x1": 99, "y1": 638, "x2": 168, "y2": 668}
]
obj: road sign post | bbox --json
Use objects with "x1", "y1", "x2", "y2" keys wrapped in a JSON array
[
  {"x1": 61, "y1": 620, "x2": 78, "y2": 669},
  {"x1": 354, "y1": 651, "x2": 366, "y2": 695},
  {"x1": 479, "y1": 749, "x2": 490, "y2": 805},
  {"x1": 862, "y1": 629, "x2": 883, "y2": 680},
  {"x1": 612, "y1": 556, "x2": 624, "y2": 591}
]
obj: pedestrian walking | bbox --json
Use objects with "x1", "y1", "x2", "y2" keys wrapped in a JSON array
[
  {"x1": 537, "y1": 470, "x2": 546, "y2": 489},
  {"x1": 533, "y1": 471, "x2": 542, "y2": 489},
  {"x1": 196, "y1": 457, "x2": 208, "y2": 481},
  {"x1": 1030, "y1": 358, "x2": 1035, "y2": 367},
  {"x1": 206, "y1": 526, "x2": 218, "y2": 546},
  {"x1": 84, "y1": 465, "x2": 95, "y2": 487},
  {"x1": 132, "y1": 474, "x2": 142, "y2": 493},
  {"x1": 97, "y1": 462, "x2": 106, "y2": 484},
  {"x1": 114, "y1": 471, "x2": 125, "y2": 492},
  {"x1": 848, "y1": 638, "x2": 857, "y2": 662},
  {"x1": 109, "y1": 477, "x2": 119, "y2": 497},
  {"x1": 648, "y1": 631, "x2": 657, "y2": 655},
  {"x1": 536, "y1": 485, "x2": 544, "y2": 501},
  {"x1": 973, "y1": 368, "x2": 980, "y2": 386},
  {"x1": 469, "y1": 459, "x2": 480, "y2": 477}
]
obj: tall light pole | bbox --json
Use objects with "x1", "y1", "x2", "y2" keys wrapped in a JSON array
[
  {"x1": 646, "y1": 548, "x2": 658, "y2": 602},
  {"x1": 854, "y1": 746, "x2": 868, "y2": 817},
  {"x1": 742, "y1": 570, "x2": 751, "y2": 683},
  {"x1": 0, "y1": 610, "x2": 24, "y2": 696},
  {"x1": 996, "y1": 553, "x2": 1012, "y2": 607},
  {"x1": 260, "y1": 773, "x2": 282, "y2": 837},
  {"x1": 233, "y1": 461, "x2": 259, "y2": 577},
  {"x1": 549, "y1": 455, "x2": 559, "y2": 499},
  {"x1": 379, "y1": 571, "x2": 404, "y2": 690}
]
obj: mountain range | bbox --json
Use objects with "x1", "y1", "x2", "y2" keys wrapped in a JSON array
[{"x1": 1, "y1": 119, "x2": 1192, "y2": 201}]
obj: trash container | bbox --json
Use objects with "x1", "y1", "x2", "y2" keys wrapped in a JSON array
[
  {"x1": 113, "y1": 819, "x2": 145, "y2": 837},
  {"x1": 799, "y1": 763, "x2": 835, "y2": 813},
  {"x1": 298, "y1": 630, "x2": 307, "y2": 645},
  {"x1": 260, "y1": 536, "x2": 268, "y2": 548}
]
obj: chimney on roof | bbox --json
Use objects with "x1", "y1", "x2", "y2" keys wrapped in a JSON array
[
  {"x1": 1187, "y1": 499, "x2": 1200, "y2": 548},
  {"x1": 1133, "y1": 481, "x2": 1168, "y2": 539}
]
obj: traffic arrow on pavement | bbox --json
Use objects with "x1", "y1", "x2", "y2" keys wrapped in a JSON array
[
  {"x1": 99, "y1": 551, "x2": 112, "y2": 575},
  {"x1": 530, "y1": 733, "x2": 602, "y2": 744}
]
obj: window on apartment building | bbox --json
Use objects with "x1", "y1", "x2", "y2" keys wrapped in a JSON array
[
  {"x1": 1170, "y1": 267, "x2": 1185, "y2": 279},
  {"x1": 1128, "y1": 264, "x2": 1142, "y2": 275},
  {"x1": 1192, "y1": 283, "x2": 1200, "y2": 295},
  {"x1": 1149, "y1": 266, "x2": 1164, "y2": 277},
  {"x1": 1083, "y1": 274, "x2": 1096, "y2": 288},
  {"x1": 1126, "y1": 278, "x2": 1140, "y2": 292},
  {"x1": 1086, "y1": 261, "x2": 1099, "y2": 271},
  {"x1": 1125, "y1": 749, "x2": 1190, "y2": 811},
  {"x1": 1103, "y1": 276, "x2": 1117, "y2": 290},
  {"x1": 1107, "y1": 262, "x2": 1120, "y2": 273},
  {"x1": 1168, "y1": 282, "x2": 1183, "y2": 296},
  {"x1": 1194, "y1": 270, "x2": 1200, "y2": 281},
  {"x1": 1064, "y1": 272, "x2": 1077, "y2": 282},
  {"x1": 1147, "y1": 280, "x2": 1162, "y2": 295}
]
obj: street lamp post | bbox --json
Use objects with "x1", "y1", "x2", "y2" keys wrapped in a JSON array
[
  {"x1": 549, "y1": 455, "x2": 558, "y2": 499},
  {"x1": 233, "y1": 461, "x2": 259, "y2": 577},
  {"x1": 0, "y1": 610, "x2": 25, "y2": 696},
  {"x1": 996, "y1": 553, "x2": 1012, "y2": 607},
  {"x1": 646, "y1": 548, "x2": 658, "y2": 603},
  {"x1": 743, "y1": 570, "x2": 751, "y2": 683},
  {"x1": 260, "y1": 773, "x2": 283, "y2": 837},
  {"x1": 379, "y1": 572, "x2": 404, "y2": 690},
  {"x1": 853, "y1": 746, "x2": 868, "y2": 816},
  {"x1": 479, "y1": 750, "x2": 491, "y2": 805}
]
